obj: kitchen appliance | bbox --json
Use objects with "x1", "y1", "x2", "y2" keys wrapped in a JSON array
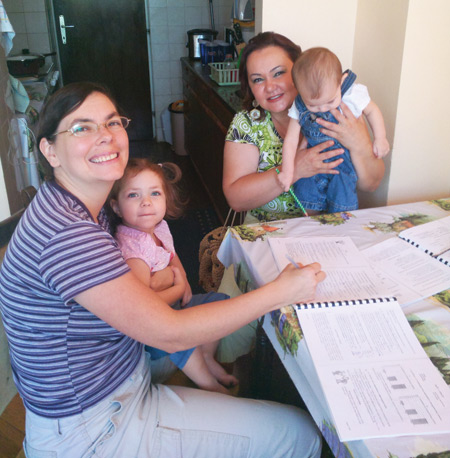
[
  {"x1": 7, "y1": 49, "x2": 56, "y2": 77},
  {"x1": 186, "y1": 29, "x2": 218, "y2": 60},
  {"x1": 205, "y1": 42, "x2": 219, "y2": 64},
  {"x1": 231, "y1": 0, "x2": 253, "y2": 22}
]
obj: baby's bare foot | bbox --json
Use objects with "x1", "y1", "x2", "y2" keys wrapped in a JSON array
[
  {"x1": 204, "y1": 355, "x2": 239, "y2": 387},
  {"x1": 218, "y1": 373, "x2": 239, "y2": 388}
]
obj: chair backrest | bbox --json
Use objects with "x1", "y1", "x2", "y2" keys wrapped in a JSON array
[{"x1": 20, "y1": 186, "x2": 37, "y2": 208}]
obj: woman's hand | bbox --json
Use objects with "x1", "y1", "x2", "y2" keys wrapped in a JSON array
[
  {"x1": 293, "y1": 138, "x2": 344, "y2": 182},
  {"x1": 315, "y1": 102, "x2": 385, "y2": 191},
  {"x1": 150, "y1": 266, "x2": 174, "y2": 292},
  {"x1": 316, "y1": 102, "x2": 371, "y2": 153},
  {"x1": 270, "y1": 262, "x2": 326, "y2": 307}
]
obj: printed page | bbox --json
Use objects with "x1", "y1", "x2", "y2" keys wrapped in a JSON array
[
  {"x1": 439, "y1": 250, "x2": 450, "y2": 264},
  {"x1": 296, "y1": 299, "x2": 450, "y2": 441},
  {"x1": 363, "y1": 237, "x2": 450, "y2": 306},
  {"x1": 399, "y1": 215, "x2": 450, "y2": 257},
  {"x1": 268, "y1": 236, "x2": 386, "y2": 303}
]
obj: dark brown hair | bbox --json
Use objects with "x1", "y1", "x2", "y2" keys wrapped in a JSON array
[
  {"x1": 292, "y1": 47, "x2": 342, "y2": 99},
  {"x1": 108, "y1": 158, "x2": 187, "y2": 233},
  {"x1": 239, "y1": 32, "x2": 302, "y2": 116},
  {"x1": 36, "y1": 82, "x2": 121, "y2": 180}
]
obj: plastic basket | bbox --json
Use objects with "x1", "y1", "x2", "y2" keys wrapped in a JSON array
[{"x1": 209, "y1": 62, "x2": 240, "y2": 86}]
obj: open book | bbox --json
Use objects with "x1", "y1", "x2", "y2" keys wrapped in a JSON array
[
  {"x1": 362, "y1": 223, "x2": 450, "y2": 306},
  {"x1": 268, "y1": 236, "x2": 388, "y2": 304},
  {"x1": 295, "y1": 297, "x2": 450, "y2": 441},
  {"x1": 269, "y1": 235, "x2": 450, "y2": 307},
  {"x1": 398, "y1": 215, "x2": 450, "y2": 265},
  {"x1": 268, "y1": 236, "x2": 450, "y2": 441}
]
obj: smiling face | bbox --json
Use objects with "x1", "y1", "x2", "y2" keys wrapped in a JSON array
[
  {"x1": 246, "y1": 46, "x2": 298, "y2": 115},
  {"x1": 111, "y1": 169, "x2": 167, "y2": 235},
  {"x1": 39, "y1": 92, "x2": 129, "y2": 194}
]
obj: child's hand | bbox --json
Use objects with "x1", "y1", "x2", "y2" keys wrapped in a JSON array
[
  {"x1": 170, "y1": 266, "x2": 186, "y2": 302},
  {"x1": 170, "y1": 266, "x2": 192, "y2": 307},
  {"x1": 171, "y1": 266, "x2": 184, "y2": 286},
  {"x1": 373, "y1": 137, "x2": 390, "y2": 159},
  {"x1": 149, "y1": 266, "x2": 174, "y2": 291},
  {"x1": 181, "y1": 282, "x2": 193, "y2": 307},
  {"x1": 276, "y1": 170, "x2": 293, "y2": 192}
]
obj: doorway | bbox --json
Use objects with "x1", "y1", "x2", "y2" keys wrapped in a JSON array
[{"x1": 50, "y1": 0, "x2": 153, "y2": 141}]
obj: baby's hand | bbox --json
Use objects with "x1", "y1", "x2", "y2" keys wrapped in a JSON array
[
  {"x1": 276, "y1": 170, "x2": 293, "y2": 192},
  {"x1": 373, "y1": 137, "x2": 390, "y2": 159}
]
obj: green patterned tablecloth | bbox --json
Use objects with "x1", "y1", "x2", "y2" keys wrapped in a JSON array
[{"x1": 218, "y1": 198, "x2": 450, "y2": 458}]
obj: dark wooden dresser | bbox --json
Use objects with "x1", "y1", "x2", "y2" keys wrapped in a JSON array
[{"x1": 181, "y1": 58, "x2": 242, "y2": 223}]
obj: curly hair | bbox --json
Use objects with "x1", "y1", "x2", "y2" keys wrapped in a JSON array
[{"x1": 108, "y1": 158, "x2": 187, "y2": 234}]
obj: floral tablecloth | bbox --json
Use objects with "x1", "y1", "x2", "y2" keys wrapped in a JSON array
[{"x1": 218, "y1": 198, "x2": 450, "y2": 458}]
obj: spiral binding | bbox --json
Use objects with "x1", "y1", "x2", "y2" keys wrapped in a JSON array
[
  {"x1": 295, "y1": 296, "x2": 397, "y2": 311},
  {"x1": 400, "y1": 235, "x2": 449, "y2": 265}
]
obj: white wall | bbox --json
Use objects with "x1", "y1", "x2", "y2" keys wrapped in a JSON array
[
  {"x1": 351, "y1": 0, "x2": 408, "y2": 208},
  {"x1": 260, "y1": 0, "x2": 450, "y2": 208},
  {"x1": 260, "y1": 0, "x2": 357, "y2": 68},
  {"x1": 387, "y1": 0, "x2": 450, "y2": 204}
]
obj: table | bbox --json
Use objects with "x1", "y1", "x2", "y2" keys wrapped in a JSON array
[{"x1": 218, "y1": 198, "x2": 450, "y2": 458}]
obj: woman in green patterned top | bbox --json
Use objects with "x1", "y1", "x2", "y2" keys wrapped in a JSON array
[{"x1": 223, "y1": 32, "x2": 385, "y2": 222}]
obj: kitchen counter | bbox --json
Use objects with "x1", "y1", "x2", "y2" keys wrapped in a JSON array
[
  {"x1": 181, "y1": 57, "x2": 243, "y2": 223},
  {"x1": 181, "y1": 57, "x2": 243, "y2": 114}
]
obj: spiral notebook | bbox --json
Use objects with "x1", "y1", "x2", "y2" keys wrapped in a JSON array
[
  {"x1": 268, "y1": 236, "x2": 388, "y2": 303},
  {"x1": 398, "y1": 215, "x2": 450, "y2": 266},
  {"x1": 295, "y1": 296, "x2": 450, "y2": 441},
  {"x1": 267, "y1": 236, "x2": 450, "y2": 441}
]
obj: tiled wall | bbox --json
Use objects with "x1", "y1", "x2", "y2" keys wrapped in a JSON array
[
  {"x1": 0, "y1": 45, "x2": 20, "y2": 415},
  {"x1": 0, "y1": 47, "x2": 12, "y2": 221},
  {"x1": 2, "y1": 0, "x2": 241, "y2": 143},
  {"x1": 2, "y1": 0, "x2": 51, "y2": 55},
  {"x1": 148, "y1": 0, "x2": 235, "y2": 141},
  {"x1": 0, "y1": 41, "x2": 23, "y2": 219}
]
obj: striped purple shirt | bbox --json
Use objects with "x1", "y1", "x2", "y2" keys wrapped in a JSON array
[{"x1": 0, "y1": 181, "x2": 142, "y2": 418}]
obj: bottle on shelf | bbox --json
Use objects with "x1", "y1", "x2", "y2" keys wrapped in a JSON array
[{"x1": 224, "y1": 53, "x2": 234, "y2": 68}]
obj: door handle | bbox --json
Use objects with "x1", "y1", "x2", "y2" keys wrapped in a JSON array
[{"x1": 59, "y1": 15, "x2": 75, "y2": 45}]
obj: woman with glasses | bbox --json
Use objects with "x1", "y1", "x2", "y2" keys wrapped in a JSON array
[{"x1": 0, "y1": 82, "x2": 324, "y2": 457}]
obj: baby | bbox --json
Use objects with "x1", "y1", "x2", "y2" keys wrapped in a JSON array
[{"x1": 278, "y1": 47, "x2": 389, "y2": 213}]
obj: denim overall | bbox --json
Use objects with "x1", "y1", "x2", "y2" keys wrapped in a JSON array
[{"x1": 292, "y1": 70, "x2": 358, "y2": 213}]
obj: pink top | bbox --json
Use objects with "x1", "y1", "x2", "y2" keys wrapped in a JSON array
[{"x1": 115, "y1": 220, "x2": 175, "y2": 272}]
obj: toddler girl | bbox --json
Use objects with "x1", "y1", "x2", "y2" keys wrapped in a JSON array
[{"x1": 109, "y1": 158, "x2": 238, "y2": 394}]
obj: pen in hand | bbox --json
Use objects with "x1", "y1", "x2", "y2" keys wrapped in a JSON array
[{"x1": 285, "y1": 254, "x2": 301, "y2": 270}]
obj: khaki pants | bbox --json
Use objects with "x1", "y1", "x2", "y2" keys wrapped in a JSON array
[{"x1": 24, "y1": 351, "x2": 321, "y2": 458}]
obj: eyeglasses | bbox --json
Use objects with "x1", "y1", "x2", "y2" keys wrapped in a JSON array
[{"x1": 53, "y1": 116, "x2": 131, "y2": 138}]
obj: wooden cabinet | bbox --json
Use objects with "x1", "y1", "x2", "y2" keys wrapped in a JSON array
[{"x1": 181, "y1": 58, "x2": 241, "y2": 223}]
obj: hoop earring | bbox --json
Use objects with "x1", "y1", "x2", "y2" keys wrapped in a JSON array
[{"x1": 249, "y1": 100, "x2": 261, "y2": 120}]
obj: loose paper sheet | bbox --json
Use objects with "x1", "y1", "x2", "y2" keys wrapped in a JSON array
[
  {"x1": 268, "y1": 236, "x2": 387, "y2": 303},
  {"x1": 399, "y1": 215, "x2": 450, "y2": 257},
  {"x1": 363, "y1": 237, "x2": 450, "y2": 306}
]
